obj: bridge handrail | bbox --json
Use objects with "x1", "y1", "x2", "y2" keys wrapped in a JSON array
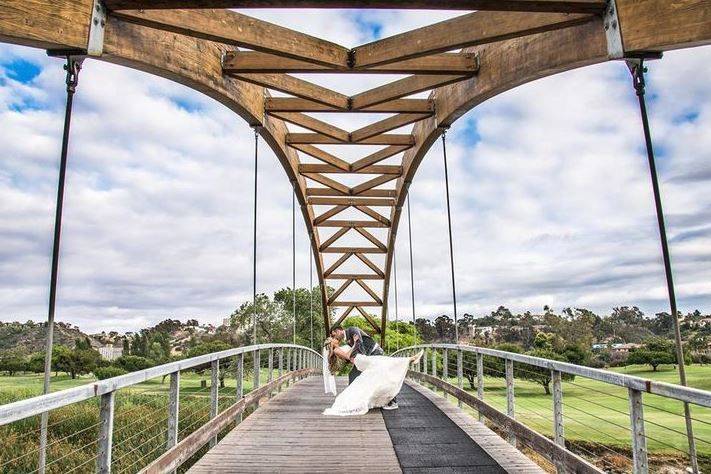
[
  {"x1": 393, "y1": 343, "x2": 711, "y2": 408},
  {"x1": 0, "y1": 343, "x2": 321, "y2": 426}
]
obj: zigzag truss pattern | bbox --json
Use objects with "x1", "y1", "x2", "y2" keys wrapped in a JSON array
[{"x1": 1, "y1": 0, "x2": 709, "y2": 345}]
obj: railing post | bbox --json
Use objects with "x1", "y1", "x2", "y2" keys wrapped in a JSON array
[
  {"x1": 629, "y1": 388, "x2": 649, "y2": 474},
  {"x1": 235, "y1": 353, "x2": 244, "y2": 422},
  {"x1": 476, "y1": 352, "x2": 484, "y2": 421},
  {"x1": 268, "y1": 348, "x2": 274, "y2": 398},
  {"x1": 253, "y1": 349, "x2": 260, "y2": 391},
  {"x1": 552, "y1": 369, "x2": 565, "y2": 472},
  {"x1": 431, "y1": 349, "x2": 437, "y2": 392},
  {"x1": 457, "y1": 349, "x2": 463, "y2": 409},
  {"x1": 278, "y1": 348, "x2": 284, "y2": 391},
  {"x1": 210, "y1": 359, "x2": 219, "y2": 448},
  {"x1": 285, "y1": 348, "x2": 290, "y2": 387},
  {"x1": 423, "y1": 349, "x2": 428, "y2": 375},
  {"x1": 97, "y1": 391, "x2": 115, "y2": 474},
  {"x1": 442, "y1": 349, "x2": 448, "y2": 400},
  {"x1": 505, "y1": 358, "x2": 516, "y2": 446},
  {"x1": 167, "y1": 371, "x2": 180, "y2": 451}
]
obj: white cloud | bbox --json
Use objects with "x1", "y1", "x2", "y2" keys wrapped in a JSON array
[{"x1": 0, "y1": 14, "x2": 709, "y2": 333}]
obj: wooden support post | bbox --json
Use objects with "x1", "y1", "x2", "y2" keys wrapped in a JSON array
[
  {"x1": 235, "y1": 353, "x2": 243, "y2": 422},
  {"x1": 476, "y1": 353, "x2": 484, "y2": 421},
  {"x1": 253, "y1": 349, "x2": 260, "y2": 391},
  {"x1": 285, "y1": 348, "x2": 290, "y2": 387},
  {"x1": 210, "y1": 360, "x2": 219, "y2": 448},
  {"x1": 629, "y1": 388, "x2": 649, "y2": 474},
  {"x1": 268, "y1": 348, "x2": 274, "y2": 398},
  {"x1": 505, "y1": 359, "x2": 516, "y2": 446},
  {"x1": 167, "y1": 372, "x2": 180, "y2": 451},
  {"x1": 457, "y1": 349, "x2": 463, "y2": 409},
  {"x1": 278, "y1": 348, "x2": 284, "y2": 391},
  {"x1": 552, "y1": 369, "x2": 565, "y2": 472},
  {"x1": 431, "y1": 349, "x2": 437, "y2": 392},
  {"x1": 97, "y1": 391, "x2": 115, "y2": 474},
  {"x1": 443, "y1": 349, "x2": 448, "y2": 400},
  {"x1": 423, "y1": 349, "x2": 428, "y2": 375}
]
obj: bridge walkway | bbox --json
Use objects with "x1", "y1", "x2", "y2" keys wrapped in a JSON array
[{"x1": 188, "y1": 376, "x2": 543, "y2": 473}]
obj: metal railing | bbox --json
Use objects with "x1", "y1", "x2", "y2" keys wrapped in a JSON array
[
  {"x1": 0, "y1": 343, "x2": 322, "y2": 473},
  {"x1": 394, "y1": 344, "x2": 711, "y2": 474}
]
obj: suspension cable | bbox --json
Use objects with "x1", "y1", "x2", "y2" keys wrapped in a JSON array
[
  {"x1": 406, "y1": 193, "x2": 416, "y2": 336},
  {"x1": 292, "y1": 187, "x2": 296, "y2": 344},
  {"x1": 627, "y1": 57, "x2": 698, "y2": 473},
  {"x1": 252, "y1": 127, "x2": 259, "y2": 345},
  {"x1": 39, "y1": 54, "x2": 82, "y2": 474},
  {"x1": 441, "y1": 130, "x2": 458, "y2": 343},
  {"x1": 394, "y1": 250, "x2": 399, "y2": 351}
]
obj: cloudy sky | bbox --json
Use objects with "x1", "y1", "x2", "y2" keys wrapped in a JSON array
[{"x1": 0, "y1": 10, "x2": 709, "y2": 333}]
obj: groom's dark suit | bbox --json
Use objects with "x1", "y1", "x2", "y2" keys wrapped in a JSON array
[{"x1": 344, "y1": 327, "x2": 383, "y2": 384}]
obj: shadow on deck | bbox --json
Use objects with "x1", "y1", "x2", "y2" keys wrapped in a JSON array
[{"x1": 188, "y1": 376, "x2": 543, "y2": 473}]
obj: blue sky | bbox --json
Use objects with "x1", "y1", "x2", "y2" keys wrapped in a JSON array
[{"x1": 0, "y1": 11, "x2": 710, "y2": 333}]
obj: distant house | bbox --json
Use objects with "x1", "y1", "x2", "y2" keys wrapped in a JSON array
[
  {"x1": 98, "y1": 344, "x2": 123, "y2": 361},
  {"x1": 592, "y1": 342, "x2": 641, "y2": 354}
]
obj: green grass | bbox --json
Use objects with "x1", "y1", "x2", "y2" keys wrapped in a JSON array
[
  {"x1": 0, "y1": 367, "x2": 279, "y2": 473},
  {"x1": 438, "y1": 363, "x2": 711, "y2": 471}
]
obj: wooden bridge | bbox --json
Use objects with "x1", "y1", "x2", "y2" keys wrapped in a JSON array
[{"x1": 2, "y1": 343, "x2": 711, "y2": 473}]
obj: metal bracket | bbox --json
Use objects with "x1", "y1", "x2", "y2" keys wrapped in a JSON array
[
  {"x1": 87, "y1": 0, "x2": 107, "y2": 57},
  {"x1": 603, "y1": 0, "x2": 624, "y2": 59}
]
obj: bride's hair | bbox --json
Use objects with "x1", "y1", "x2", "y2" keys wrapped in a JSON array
[{"x1": 324, "y1": 337, "x2": 343, "y2": 375}]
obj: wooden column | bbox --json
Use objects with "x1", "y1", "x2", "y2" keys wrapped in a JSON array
[
  {"x1": 253, "y1": 349, "x2": 260, "y2": 391},
  {"x1": 235, "y1": 353, "x2": 244, "y2": 422},
  {"x1": 278, "y1": 348, "x2": 284, "y2": 392},
  {"x1": 167, "y1": 372, "x2": 180, "y2": 451},
  {"x1": 476, "y1": 353, "x2": 484, "y2": 421},
  {"x1": 505, "y1": 359, "x2": 515, "y2": 446},
  {"x1": 210, "y1": 360, "x2": 219, "y2": 448},
  {"x1": 457, "y1": 349, "x2": 463, "y2": 409},
  {"x1": 268, "y1": 348, "x2": 274, "y2": 398},
  {"x1": 97, "y1": 391, "x2": 115, "y2": 474},
  {"x1": 629, "y1": 388, "x2": 649, "y2": 474},
  {"x1": 442, "y1": 349, "x2": 448, "y2": 400},
  {"x1": 552, "y1": 369, "x2": 565, "y2": 472}
]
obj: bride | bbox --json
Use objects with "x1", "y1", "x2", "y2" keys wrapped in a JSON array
[{"x1": 322, "y1": 337, "x2": 423, "y2": 416}]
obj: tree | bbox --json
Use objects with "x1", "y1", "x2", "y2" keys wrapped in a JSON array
[
  {"x1": 115, "y1": 355, "x2": 153, "y2": 372},
  {"x1": 0, "y1": 350, "x2": 26, "y2": 376},
  {"x1": 54, "y1": 346, "x2": 101, "y2": 379},
  {"x1": 518, "y1": 349, "x2": 574, "y2": 395},
  {"x1": 627, "y1": 349, "x2": 675, "y2": 371}
]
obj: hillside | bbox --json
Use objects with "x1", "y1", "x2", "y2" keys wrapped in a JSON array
[{"x1": 0, "y1": 321, "x2": 99, "y2": 353}]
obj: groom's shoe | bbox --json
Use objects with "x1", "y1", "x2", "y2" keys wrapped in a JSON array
[{"x1": 383, "y1": 400, "x2": 399, "y2": 410}]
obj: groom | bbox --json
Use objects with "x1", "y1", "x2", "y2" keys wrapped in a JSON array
[{"x1": 330, "y1": 325, "x2": 399, "y2": 410}]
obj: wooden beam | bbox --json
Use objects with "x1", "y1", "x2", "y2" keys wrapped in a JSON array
[
  {"x1": 330, "y1": 302, "x2": 381, "y2": 307},
  {"x1": 332, "y1": 305, "x2": 356, "y2": 327},
  {"x1": 327, "y1": 278, "x2": 354, "y2": 304},
  {"x1": 308, "y1": 197, "x2": 395, "y2": 206},
  {"x1": 353, "y1": 11, "x2": 593, "y2": 67},
  {"x1": 316, "y1": 220, "x2": 389, "y2": 228},
  {"x1": 266, "y1": 98, "x2": 434, "y2": 113},
  {"x1": 326, "y1": 274, "x2": 385, "y2": 280},
  {"x1": 306, "y1": 188, "x2": 396, "y2": 198},
  {"x1": 350, "y1": 75, "x2": 470, "y2": 110},
  {"x1": 355, "y1": 280, "x2": 384, "y2": 306},
  {"x1": 355, "y1": 253, "x2": 385, "y2": 277},
  {"x1": 291, "y1": 144, "x2": 350, "y2": 171},
  {"x1": 107, "y1": 1, "x2": 607, "y2": 13},
  {"x1": 324, "y1": 252, "x2": 353, "y2": 277},
  {"x1": 352, "y1": 174, "x2": 399, "y2": 195},
  {"x1": 223, "y1": 51, "x2": 479, "y2": 74},
  {"x1": 319, "y1": 226, "x2": 350, "y2": 251},
  {"x1": 351, "y1": 113, "x2": 430, "y2": 142},
  {"x1": 299, "y1": 163, "x2": 402, "y2": 175},
  {"x1": 111, "y1": 9, "x2": 349, "y2": 67},
  {"x1": 323, "y1": 247, "x2": 386, "y2": 254},
  {"x1": 356, "y1": 306, "x2": 382, "y2": 334},
  {"x1": 301, "y1": 173, "x2": 350, "y2": 194},
  {"x1": 232, "y1": 73, "x2": 349, "y2": 109},
  {"x1": 355, "y1": 227, "x2": 388, "y2": 251},
  {"x1": 287, "y1": 133, "x2": 414, "y2": 145},
  {"x1": 351, "y1": 145, "x2": 410, "y2": 172},
  {"x1": 313, "y1": 205, "x2": 348, "y2": 225},
  {"x1": 355, "y1": 205, "x2": 391, "y2": 226},
  {"x1": 269, "y1": 112, "x2": 349, "y2": 142}
]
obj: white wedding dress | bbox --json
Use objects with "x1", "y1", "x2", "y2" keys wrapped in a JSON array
[{"x1": 323, "y1": 347, "x2": 416, "y2": 416}]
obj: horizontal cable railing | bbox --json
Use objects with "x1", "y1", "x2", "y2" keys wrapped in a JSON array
[
  {"x1": 0, "y1": 344, "x2": 322, "y2": 473},
  {"x1": 394, "y1": 344, "x2": 711, "y2": 474}
]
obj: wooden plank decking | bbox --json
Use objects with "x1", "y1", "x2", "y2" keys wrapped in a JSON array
[{"x1": 188, "y1": 375, "x2": 543, "y2": 473}]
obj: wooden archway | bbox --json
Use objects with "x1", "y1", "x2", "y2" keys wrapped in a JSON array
[{"x1": 2, "y1": 0, "x2": 709, "y2": 345}]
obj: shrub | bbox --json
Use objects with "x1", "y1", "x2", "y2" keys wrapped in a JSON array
[
  {"x1": 115, "y1": 355, "x2": 153, "y2": 372},
  {"x1": 94, "y1": 366, "x2": 128, "y2": 380}
]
